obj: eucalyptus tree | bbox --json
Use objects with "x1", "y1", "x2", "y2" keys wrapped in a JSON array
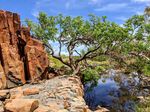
[
  {"x1": 122, "y1": 13, "x2": 150, "y2": 75},
  {"x1": 26, "y1": 13, "x2": 129, "y2": 76}
]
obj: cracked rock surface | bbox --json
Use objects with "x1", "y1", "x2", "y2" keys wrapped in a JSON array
[
  {"x1": 0, "y1": 10, "x2": 49, "y2": 88},
  {"x1": 0, "y1": 76, "x2": 108, "y2": 112}
]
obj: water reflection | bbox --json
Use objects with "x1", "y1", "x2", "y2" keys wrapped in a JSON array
[{"x1": 84, "y1": 70, "x2": 149, "y2": 112}]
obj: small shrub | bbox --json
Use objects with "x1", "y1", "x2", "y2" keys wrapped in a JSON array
[
  {"x1": 143, "y1": 63, "x2": 150, "y2": 76},
  {"x1": 82, "y1": 68, "x2": 100, "y2": 85}
]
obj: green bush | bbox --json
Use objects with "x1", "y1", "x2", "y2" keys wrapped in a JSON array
[
  {"x1": 143, "y1": 63, "x2": 150, "y2": 76},
  {"x1": 49, "y1": 56, "x2": 65, "y2": 69},
  {"x1": 82, "y1": 68, "x2": 100, "y2": 85},
  {"x1": 136, "y1": 97, "x2": 150, "y2": 112}
]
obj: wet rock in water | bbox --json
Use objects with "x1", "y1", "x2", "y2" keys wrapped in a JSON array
[{"x1": 4, "y1": 99, "x2": 39, "y2": 112}]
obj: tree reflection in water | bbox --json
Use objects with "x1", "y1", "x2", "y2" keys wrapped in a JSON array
[{"x1": 84, "y1": 70, "x2": 149, "y2": 112}]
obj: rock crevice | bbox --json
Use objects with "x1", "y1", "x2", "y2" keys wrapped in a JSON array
[{"x1": 0, "y1": 10, "x2": 49, "y2": 89}]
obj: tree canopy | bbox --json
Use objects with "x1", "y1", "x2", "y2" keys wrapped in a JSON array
[{"x1": 26, "y1": 9, "x2": 150, "y2": 78}]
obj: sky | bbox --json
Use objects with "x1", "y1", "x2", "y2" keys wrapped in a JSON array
[
  {"x1": 0, "y1": 0, "x2": 149, "y2": 55},
  {"x1": 0, "y1": 0, "x2": 150, "y2": 25}
]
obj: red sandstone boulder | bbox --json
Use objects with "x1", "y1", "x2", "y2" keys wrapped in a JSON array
[
  {"x1": 0, "y1": 43, "x2": 26, "y2": 88},
  {"x1": 6, "y1": 11, "x2": 20, "y2": 47},
  {"x1": 0, "y1": 90, "x2": 9, "y2": 100},
  {"x1": 20, "y1": 27, "x2": 31, "y2": 42},
  {"x1": 4, "y1": 99, "x2": 39, "y2": 112},
  {"x1": 9, "y1": 87, "x2": 24, "y2": 99},
  {"x1": 25, "y1": 38, "x2": 48, "y2": 82},
  {"x1": 0, "y1": 11, "x2": 20, "y2": 47},
  {"x1": 0, "y1": 64, "x2": 7, "y2": 89},
  {"x1": 33, "y1": 105, "x2": 50, "y2": 112},
  {"x1": 23, "y1": 88, "x2": 40, "y2": 96},
  {"x1": 26, "y1": 38, "x2": 45, "y2": 51},
  {"x1": 0, "y1": 11, "x2": 10, "y2": 44},
  {"x1": 0, "y1": 10, "x2": 49, "y2": 88},
  {"x1": 13, "y1": 13, "x2": 21, "y2": 32},
  {"x1": 0, "y1": 10, "x2": 8, "y2": 29}
]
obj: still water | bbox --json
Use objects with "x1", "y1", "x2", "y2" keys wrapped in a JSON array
[{"x1": 84, "y1": 70, "x2": 149, "y2": 112}]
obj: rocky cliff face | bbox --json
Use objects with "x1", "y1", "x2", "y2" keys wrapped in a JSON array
[{"x1": 0, "y1": 10, "x2": 49, "y2": 89}]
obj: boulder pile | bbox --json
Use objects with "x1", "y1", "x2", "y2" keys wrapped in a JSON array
[
  {"x1": 0, "y1": 76, "x2": 88, "y2": 112},
  {"x1": 0, "y1": 10, "x2": 49, "y2": 89},
  {"x1": 0, "y1": 75, "x2": 109, "y2": 112}
]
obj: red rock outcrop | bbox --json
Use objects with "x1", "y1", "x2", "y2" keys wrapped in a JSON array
[
  {"x1": 1, "y1": 43, "x2": 26, "y2": 88},
  {"x1": 25, "y1": 38, "x2": 48, "y2": 82},
  {"x1": 0, "y1": 10, "x2": 49, "y2": 89}
]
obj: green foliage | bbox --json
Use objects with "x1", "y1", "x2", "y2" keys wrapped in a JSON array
[
  {"x1": 49, "y1": 56, "x2": 65, "y2": 69},
  {"x1": 82, "y1": 68, "x2": 99, "y2": 84},
  {"x1": 26, "y1": 10, "x2": 150, "y2": 82},
  {"x1": 117, "y1": 14, "x2": 150, "y2": 76},
  {"x1": 95, "y1": 66, "x2": 106, "y2": 73},
  {"x1": 143, "y1": 62, "x2": 150, "y2": 76},
  {"x1": 93, "y1": 55, "x2": 109, "y2": 62},
  {"x1": 136, "y1": 97, "x2": 150, "y2": 112},
  {"x1": 26, "y1": 12, "x2": 130, "y2": 54},
  {"x1": 25, "y1": 12, "x2": 131, "y2": 76}
]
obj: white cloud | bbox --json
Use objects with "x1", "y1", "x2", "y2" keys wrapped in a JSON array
[
  {"x1": 65, "y1": 2, "x2": 70, "y2": 9},
  {"x1": 89, "y1": 0, "x2": 102, "y2": 5},
  {"x1": 132, "y1": 0, "x2": 150, "y2": 3},
  {"x1": 119, "y1": 24, "x2": 124, "y2": 27},
  {"x1": 32, "y1": 10, "x2": 39, "y2": 17},
  {"x1": 91, "y1": 0, "x2": 99, "y2": 3},
  {"x1": 116, "y1": 16, "x2": 128, "y2": 21},
  {"x1": 95, "y1": 3, "x2": 128, "y2": 12},
  {"x1": 31, "y1": 0, "x2": 51, "y2": 17},
  {"x1": 132, "y1": 0, "x2": 150, "y2": 5},
  {"x1": 35, "y1": 0, "x2": 50, "y2": 8},
  {"x1": 136, "y1": 11, "x2": 143, "y2": 15}
]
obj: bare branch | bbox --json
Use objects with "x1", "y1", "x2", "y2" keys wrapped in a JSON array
[
  {"x1": 43, "y1": 43, "x2": 72, "y2": 68},
  {"x1": 75, "y1": 50, "x2": 82, "y2": 57},
  {"x1": 67, "y1": 40, "x2": 76, "y2": 69},
  {"x1": 58, "y1": 38, "x2": 62, "y2": 57},
  {"x1": 75, "y1": 45, "x2": 101, "y2": 63},
  {"x1": 129, "y1": 52, "x2": 150, "y2": 61},
  {"x1": 43, "y1": 43, "x2": 54, "y2": 55}
]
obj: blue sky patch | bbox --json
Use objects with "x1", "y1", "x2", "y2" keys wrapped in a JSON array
[{"x1": 0, "y1": 0, "x2": 149, "y2": 25}]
